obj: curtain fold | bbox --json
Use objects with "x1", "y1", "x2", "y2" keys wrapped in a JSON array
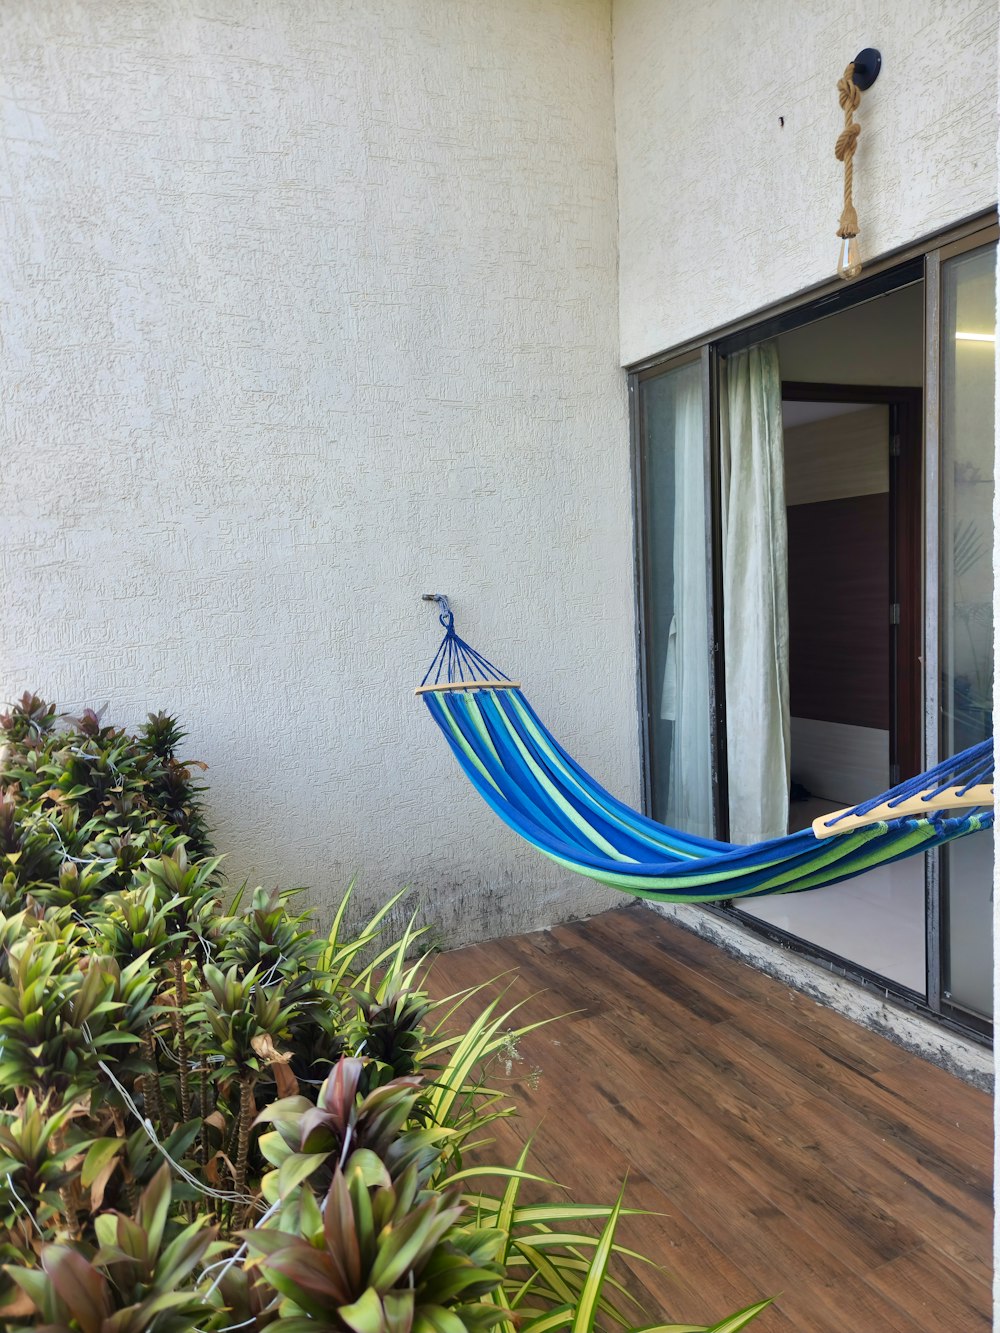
[
  {"x1": 720, "y1": 342, "x2": 790, "y2": 844},
  {"x1": 658, "y1": 364, "x2": 714, "y2": 838}
]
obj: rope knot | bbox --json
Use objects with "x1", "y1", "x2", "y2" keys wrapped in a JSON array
[
  {"x1": 834, "y1": 121, "x2": 860, "y2": 162},
  {"x1": 837, "y1": 75, "x2": 861, "y2": 113}
]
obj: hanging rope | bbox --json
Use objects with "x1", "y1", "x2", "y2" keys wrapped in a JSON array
[
  {"x1": 835, "y1": 62, "x2": 862, "y2": 239},
  {"x1": 418, "y1": 601, "x2": 512, "y2": 689}
]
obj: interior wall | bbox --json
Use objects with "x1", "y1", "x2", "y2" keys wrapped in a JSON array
[
  {"x1": 777, "y1": 285, "x2": 924, "y2": 387},
  {"x1": 783, "y1": 406, "x2": 889, "y2": 505},
  {"x1": 614, "y1": 0, "x2": 998, "y2": 365},
  {"x1": 0, "y1": 0, "x2": 629, "y2": 944}
]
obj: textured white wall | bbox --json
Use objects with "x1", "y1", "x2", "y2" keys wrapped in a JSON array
[
  {"x1": 614, "y1": 0, "x2": 999, "y2": 364},
  {"x1": 0, "y1": 0, "x2": 631, "y2": 943}
]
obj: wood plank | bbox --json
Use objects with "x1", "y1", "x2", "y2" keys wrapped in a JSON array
[
  {"x1": 586, "y1": 1093, "x2": 924, "y2": 1333},
  {"x1": 712, "y1": 1006, "x2": 991, "y2": 1180},
  {"x1": 497, "y1": 935, "x2": 929, "y2": 1279},
  {"x1": 424, "y1": 908, "x2": 992, "y2": 1333},
  {"x1": 866, "y1": 1243, "x2": 991, "y2": 1331},
  {"x1": 584, "y1": 910, "x2": 993, "y2": 1143},
  {"x1": 493, "y1": 933, "x2": 803, "y2": 1119},
  {"x1": 519, "y1": 1092, "x2": 801, "y2": 1331},
  {"x1": 451, "y1": 999, "x2": 798, "y2": 1329},
  {"x1": 774, "y1": 1089, "x2": 991, "y2": 1286},
  {"x1": 580, "y1": 911, "x2": 888, "y2": 1076},
  {"x1": 440, "y1": 907, "x2": 992, "y2": 1166}
]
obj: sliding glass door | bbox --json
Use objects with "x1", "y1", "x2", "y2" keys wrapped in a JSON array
[
  {"x1": 630, "y1": 219, "x2": 997, "y2": 1038},
  {"x1": 635, "y1": 354, "x2": 716, "y2": 838},
  {"x1": 939, "y1": 240, "x2": 996, "y2": 1020}
]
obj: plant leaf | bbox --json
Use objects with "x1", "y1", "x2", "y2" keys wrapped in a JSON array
[
  {"x1": 705, "y1": 1299, "x2": 774, "y2": 1333},
  {"x1": 41, "y1": 1245, "x2": 112, "y2": 1333},
  {"x1": 278, "y1": 1151, "x2": 331, "y2": 1198},
  {"x1": 137, "y1": 1163, "x2": 172, "y2": 1257},
  {"x1": 570, "y1": 1185, "x2": 623, "y2": 1333},
  {"x1": 347, "y1": 1147, "x2": 392, "y2": 1189},
  {"x1": 339, "y1": 1286, "x2": 387, "y2": 1333},
  {"x1": 519, "y1": 1306, "x2": 575, "y2": 1333},
  {"x1": 81, "y1": 1137, "x2": 123, "y2": 1188}
]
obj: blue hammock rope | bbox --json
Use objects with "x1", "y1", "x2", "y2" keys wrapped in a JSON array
[
  {"x1": 417, "y1": 605, "x2": 994, "y2": 903},
  {"x1": 420, "y1": 597, "x2": 512, "y2": 687}
]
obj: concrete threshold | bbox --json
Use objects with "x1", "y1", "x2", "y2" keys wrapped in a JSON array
[{"x1": 644, "y1": 899, "x2": 993, "y2": 1092}]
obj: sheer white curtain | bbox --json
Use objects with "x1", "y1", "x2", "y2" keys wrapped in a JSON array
[
  {"x1": 720, "y1": 341, "x2": 790, "y2": 844},
  {"x1": 659, "y1": 363, "x2": 714, "y2": 838}
]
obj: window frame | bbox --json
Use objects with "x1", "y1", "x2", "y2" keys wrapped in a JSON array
[{"x1": 930, "y1": 226, "x2": 999, "y2": 1034}]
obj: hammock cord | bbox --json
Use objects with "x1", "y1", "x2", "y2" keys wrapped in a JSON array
[
  {"x1": 423, "y1": 606, "x2": 991, "y2": 827},
  {"x1": 822, "y1": 737, "x2": 993, "y2": 828},
  {"x1": 420, "y1": 597, "x2": 511, "y2": 687}
]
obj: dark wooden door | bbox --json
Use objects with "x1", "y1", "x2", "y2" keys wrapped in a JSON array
[
  {"x1": 787, "y1": 493, "x2": 890, "y2": 730},
  {"x1": 782, "y1": 383, "x2": 923, "y2": 783}
]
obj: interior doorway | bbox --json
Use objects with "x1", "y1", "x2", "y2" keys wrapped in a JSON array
[{"x1": 735, "y1": 284, "x2": 929, "y2": 994}]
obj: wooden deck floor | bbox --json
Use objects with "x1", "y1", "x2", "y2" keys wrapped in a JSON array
[{"x1": 425, "y1": 906, "x2": 992, "y2": 1333}]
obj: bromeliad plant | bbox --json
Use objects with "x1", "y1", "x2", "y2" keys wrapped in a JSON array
[{"x1": 0, "y1": 692, "x2": 771, "y2": 1333}]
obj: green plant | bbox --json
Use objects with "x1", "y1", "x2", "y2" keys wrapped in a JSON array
[
  {"x1": 193, "y1": 962, "x2": 296, "y2": 1225},
  {"x1": 5, "y1": 1166, "x2": 219, "y2": 1331},
  {"x1": 0, "y1": 693, "x2": 771, "y2": 1333},
  {"x1": 255, "y1": 1058, "x2": 447, "y2": 1206},
  {"x1": 244, "y1": 1160, "x2": 506, "y2": 1333},
  {"x1": 0, "y1": 1093, "x2": 88, "y2": 1243},
  {"x1": 0, "y1": 695, "x2": 56, "y2": 744},
  {"x1": 0, "y1": 935, "x2": 138, "y2": 1103}
]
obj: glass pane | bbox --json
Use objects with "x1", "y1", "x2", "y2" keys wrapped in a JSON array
[
  {"x1": 639, "y1": 361, "x2": 714, "y2": 837},
  {"x1": 941, "y1": 243, "x2": 996, "y2": 1019}
]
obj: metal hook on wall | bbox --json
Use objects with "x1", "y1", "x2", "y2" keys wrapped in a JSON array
[{"x1": 422, "y1": 593, "x2": 453, "y2": 627}]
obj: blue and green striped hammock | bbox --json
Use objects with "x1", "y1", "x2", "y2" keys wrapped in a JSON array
[{"x1": 418, "y1": 605, "x2": 994, "y2": 903}]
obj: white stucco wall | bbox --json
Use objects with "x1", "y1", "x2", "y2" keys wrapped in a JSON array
[
  {"x1": 614, "y1": 0, "x2": 999, "y2": 364},
  {"x1": 0, "y1": 0, "x2": 631, "y2": 944}
]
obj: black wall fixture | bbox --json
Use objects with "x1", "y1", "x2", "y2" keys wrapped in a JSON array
[{"x1": 850, "y1": 48, "x2": 881, "y2": 91}]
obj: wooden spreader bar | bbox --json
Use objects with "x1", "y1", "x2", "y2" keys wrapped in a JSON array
[
  {"x1": 415, "y1": 679, "x2": 521, "y2": 696},
  {"x1": 813, "y1": 784, "x2": 994, "y2": 839}
]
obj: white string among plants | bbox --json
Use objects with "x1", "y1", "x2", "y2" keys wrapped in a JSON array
[{"x1": 96, "y1": 1058, "x2": 259, "y2": 1211}]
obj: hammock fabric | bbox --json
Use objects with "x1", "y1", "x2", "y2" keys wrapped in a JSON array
[{"x1": 418, "y1": 609, "x2": 994, "y2": 903}]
